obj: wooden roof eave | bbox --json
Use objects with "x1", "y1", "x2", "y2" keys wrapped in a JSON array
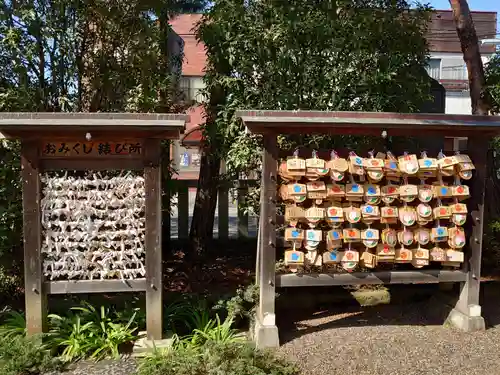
[
  {"x1": 236, "y1": 110, "x2": 500, "y2": 137},
  {"x1": 0, "y1": 113, "x2": 188, "y2": 140}
]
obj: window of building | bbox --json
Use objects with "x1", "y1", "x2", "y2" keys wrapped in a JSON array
[
  {"x1": 426, "y1": 58, "x2": 441, "y2": 80},
  {"x1": 441, "y1": 64, "x2": 468, "y2": 80},
  {"x1": 179, "y1": 77, "x2": 206, "y2": 103}
]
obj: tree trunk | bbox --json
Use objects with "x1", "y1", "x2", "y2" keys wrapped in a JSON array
[
  {"x1": 449, "y1": 0, "x2": 491, "y2": 115},
  {"x1": 189, "y1": 144, "x2": 221, "y2": 255}
]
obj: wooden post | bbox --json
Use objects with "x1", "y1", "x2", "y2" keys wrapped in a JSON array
[
  {"x1": 163, "y1": 143, "x2": 171, "y2": 246},
  {"x1": 447, "y1": 135, "x2": 487, "y2": 331},
  {"x1": 144, "y1": 138, "x2": 163, "y2": 340},
  {"x1": 218, "y1": 161, "x2": 229, "y2": 239},
  {"x1": 177, "y1": 180, "x2": 189, "y2": 239},
  {"x1": 255, "y1": 215, "x2": 262, "y2": 285},
  {"x1": 21, "y1": 140, "x2": 46, "y2": 335},
  {"x1": 254, "y1": 134, "x2": 279, "y2": 348},
  {"x1": 237, "y1": 181, "x2": 249, "y2": 238}
]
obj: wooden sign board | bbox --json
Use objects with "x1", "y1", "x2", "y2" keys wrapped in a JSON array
[{"x1": 41, "y1": 140, "x2": 143, "y2": 158}]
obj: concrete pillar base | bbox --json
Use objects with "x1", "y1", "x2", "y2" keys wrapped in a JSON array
[
  {"x1": 253, "y1": 318, "x2": 279, "y2": 349},
  {"x1": 446, "y1": 306, "x2": 485, "y2": 332}
]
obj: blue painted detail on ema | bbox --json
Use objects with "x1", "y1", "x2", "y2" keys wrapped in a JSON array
[{"x1": 291, "y1": 253, "x2": 300, "y2": 261}]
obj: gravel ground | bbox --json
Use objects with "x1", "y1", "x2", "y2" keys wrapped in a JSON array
[
  {"x1": 278, "y1": 283, "x2": 500, "y2": 375},
  {"x1": 44, "y1": 358, "x2": 137, "y2": 375},
  {"x1": 46, "y1": 284, "x2": 500, "y2": 375}
]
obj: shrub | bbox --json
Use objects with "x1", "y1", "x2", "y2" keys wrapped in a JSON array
[
  {"x1": 185, "y1": 315, "x2": 244, "y2": 347},
  {"x1": 136, "y1": 341, "x2": 299, "y2": 375},
  {"x1": 212, "y1": 284, "x2": 259, "y2": 327},
  {"x1": 0, "y1": 310, "x2": 27, "y2": 339},
  {"x1": 0, "y1": 334, "x2": 62, "y2": 375},
  {"x1": 48, "y1": 302, "x2": 139, "y2": 362}
]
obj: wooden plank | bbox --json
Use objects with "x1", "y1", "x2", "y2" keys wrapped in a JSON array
[
  {"x1": 0, "y1": 111, "x2": 187, "y2": 122},
  {"x1": 21, "y1": 140, "x2": 46, "y2": 335},
  {"x1": 218, "y1": 162, "x2": 229, "y2": 239},
  {"x1": 276, "y1": 270, "x2": 468, "y2": 287},
  {"x1": 255, "y1": 217, "x2": 262, "y2": 285},
  {"x1": 258, "y1": 134, "x2": 277, "y2": 323},
  {"x1": 237, "y1": 181, "x2": 249, "y2": 238},
  {"x1": 455, "y1": 136, "x2": 488, "y2": 315},
  {"x1": 177, "y1": 180, "x2": 189, "y2": 239},
  {"x1": 1, "y1": 129, "x2": 181, "y2": 141},
  {"x1": 171, "y1": 140, "x2": 180, "y2": 171},
  {"x1": 40, "y1": 140, "x2": 143, "y2": 158},
  {"x1": 163, "y1": 144, "x2": 171, "y2": 245},
  {"x1": 41, "y1": 158, "x2": 144, "y2": 171},
  {"x1": 245, "y1": 125, "x2": 494, "y2": 138},
  {"x1": 144, "y1": 138, "x2": 163, "y2": 340},
  {"x1": 237, "y1": 110, "x2": 500, "y2": 136},
  {"x1": 45, "y1": 279, "x2": 147, "y2": 294}
]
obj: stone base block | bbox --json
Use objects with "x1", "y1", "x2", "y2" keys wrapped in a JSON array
[
  {"x1": 132, "y1": 331, "x2": 174, "y2": 356},
  {"x1": 253, "y1": 319, "x2": 279, "y2": 349},
  {"x1": 446, "y1": 307, "x2": 486, "y2": 332}
]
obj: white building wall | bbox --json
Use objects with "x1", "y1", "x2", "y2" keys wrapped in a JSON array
[
  {"x1": 445, "y1": 91, "x2": 472, "y2": 114},
  {"x1": 427, "y1": 52, "x2": 493, "y2": 115}
]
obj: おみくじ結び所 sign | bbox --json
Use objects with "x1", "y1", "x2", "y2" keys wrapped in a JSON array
[{"x1": 41, "y1": 141, "x2": 143, "y2": 157}]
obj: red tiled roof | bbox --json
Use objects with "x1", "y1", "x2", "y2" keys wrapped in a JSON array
[{"x1": 170, "y1": 14, "x2": 206, "y2": 76}]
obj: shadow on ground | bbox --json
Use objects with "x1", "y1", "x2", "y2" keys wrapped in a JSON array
[{"x1": 277, "y1": 281, "x2": 500, "y2": 345}]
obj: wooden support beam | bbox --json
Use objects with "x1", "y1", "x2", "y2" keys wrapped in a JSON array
[
  {"x1": 46, "y1": 279, "x2": 147, "y2": 294},
  {"x1": 237, "y1": 181, "x2": 249, "y2": 238},
  {"x1": 177, "y1": 180, "x2": 189, "y2": 239},
  {"x1": 218, "y1": 161, "x2": 229, "y2": 239},
  {"x1": 276, "y1": 270, "x2": 468, "y2": 287},
  {"x1": 444, "y1": 135, "x2": 487, "y2": 332},
  {"x1": 21, "y1": 140, "x2": 46, "y2": 335},
  {"x1": 254, "y1": 134, "x2": 279, "y2": 348},
  {"x1": 163, "y1": 144, "x2": 171, "y2": 246},
  {"x1": 144, "y1": 138, "x2": 163, "y2": 340},
  {"x1": 255, "y1": 217, "x2": 262, "y2": 285}
]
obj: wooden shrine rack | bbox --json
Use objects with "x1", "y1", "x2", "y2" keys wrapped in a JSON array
[
  {"x1": 236, "y1": 110, "x2": 500, "y2": 349},
  {"x1": 0, "y1": 112, "x2": 187, "y2": 341}
]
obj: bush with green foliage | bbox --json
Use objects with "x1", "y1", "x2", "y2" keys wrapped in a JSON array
[
  {"x1": 0, "y1": 334, "x2": 62, "y2": 375},
  {"x1": 212, "y1": 284, "x2": 259, "y2": 327},
  {"x1": 137, "y1": 341, "x2": 298, "y2": 375},
  {"x1": 48, "y1": 302, "x2": 139, "y2": 361},
  {"x1": 485, "y1": 52, "x2": 500, "y2": 114}
]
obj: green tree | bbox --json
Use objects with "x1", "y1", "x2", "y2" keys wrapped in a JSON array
[
  {"x1": 485, "y1": 52, "x2": 500, "y2": 114},
  {"x1": 189, "y1": 0, "x2": 433, "y2": 254},
  {"x1": 0, "y1": 0, "x2": 207, "y2": 284}
]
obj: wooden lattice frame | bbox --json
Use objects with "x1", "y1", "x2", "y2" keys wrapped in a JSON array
[
  {"x1": 0, "y1": 112, "x2": 187, "y2": 340},
  {"x1": 236, "y1": 110, "x2": 500, "y2": 349}
]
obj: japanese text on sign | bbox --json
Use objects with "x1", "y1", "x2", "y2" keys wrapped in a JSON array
[{"x1": 41, "y1": 141, "x2": 143, "y2": 157}]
